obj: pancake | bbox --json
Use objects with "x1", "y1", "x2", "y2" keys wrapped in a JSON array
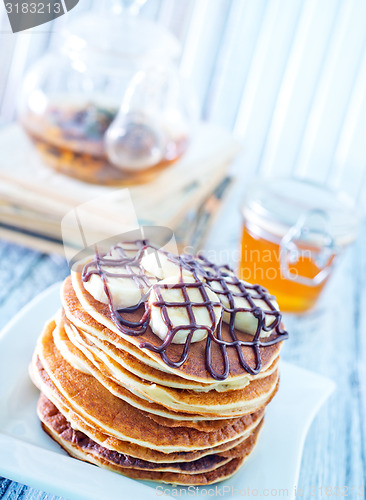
[
  {"x1": 55, "y1": 316, "x2": 280, "y2": 417},
  {"x1": 29, "y1": 242, "x2": 288, "y2": 485},
  {"x1": 42, "y1": 419, "x2": 249, "y2": 485},
  {"x1": 32, "y1": 320, "x2": 269, "y2": 452},
  {"x1": 38, "y1": 394, "x2": 263, "y2": 475},
  {"x1": 69, "y1": 274, "x2": 282, "y2": 384},
  {"x1": 39, "y1": 397, "x2": 261, "y2": 485},
  {"x1": 36, "y1": 391, "x2": 254, "y2": 463},
  {"x1": 31, "y1": 338, "x2": 266, "y2": 437},
  {"x1": 33, "y1": 368, "x2": 259, "y2": 463},
  {"x1": 63, "y1": 312, "x2": 279, "y2": 392}
]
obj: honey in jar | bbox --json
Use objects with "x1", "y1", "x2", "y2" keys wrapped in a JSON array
[{"x1": 240, "y1": 178, "x2": 358, "y2": 314}]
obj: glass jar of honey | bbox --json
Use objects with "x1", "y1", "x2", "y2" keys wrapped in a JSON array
[{"x1": 240, "y1": 178, "x2": 358, "y2": 313}]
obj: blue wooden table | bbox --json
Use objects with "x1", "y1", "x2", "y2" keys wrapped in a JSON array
[{"x1": 1, "y1": 207, "x2": 366, "y2": 499}]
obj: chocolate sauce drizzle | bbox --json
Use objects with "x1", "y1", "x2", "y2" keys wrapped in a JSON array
[
  {"x1": 139, "y1": 276, "x2": 222, "y2": 371},
  {"x1": 81, "y1": 241, "x2": 288, "y2": 380}
]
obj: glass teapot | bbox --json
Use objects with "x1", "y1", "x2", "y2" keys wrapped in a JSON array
[{"x1": 18, "y1": 0, "x2": 193, "y2": 185}]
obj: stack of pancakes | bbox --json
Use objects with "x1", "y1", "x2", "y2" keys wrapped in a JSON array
[{"x1": 30, "y1": 245, "x2": 286, "y2": 485}]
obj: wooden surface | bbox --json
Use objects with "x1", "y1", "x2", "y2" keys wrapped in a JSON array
[{"x1": 0, "y1": 198, "x2": 365, "y2": 498}]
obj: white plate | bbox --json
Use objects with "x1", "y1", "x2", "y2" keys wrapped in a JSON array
[{"x1": 0, "y1": 282, "x2": 335, "y2": 500}]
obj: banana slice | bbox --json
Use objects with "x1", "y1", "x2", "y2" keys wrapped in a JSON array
[
  {"x1": 82, "y1": 245, "x2": 156, "y2": 309},
  {"x1": 208, "y1": 276, "x2": 279, "y2": 337},
  {"x1": 141, "y1": 250, "x2": 193, "y2": 280},
  {"x1": 148, "y1": 276, "x2": 222, "y2": 344}
]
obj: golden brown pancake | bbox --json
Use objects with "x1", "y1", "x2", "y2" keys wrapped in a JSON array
[
  {"x1": 34, "y1": 375, "x2": 259, "y2": 463},
  {"x1": 33, "y1": 319, "x2": 270, "y2": 452},
  {"x1": 31, "y1": 346, "x2": 265, "y2": 441},
  {"x1": 68, "y1": 274, "x2": 282, "y2": 384},
  {"x1": 32, "y1": 323, "x2": 272, "y2": 453},
  {"x1": 55, "y1": 316, "x2": 279, "y2": 417},
  {"x1": 38, "y1": 394, "x2": 263, "y2": 475},
  {"x1": 43, "y1": 421, "x2": 249, "y2": 485},
  {"x1": 62, "y1": 311, "x2": 278, "y2": 391},
  {"x1": 39, "y1": 394, "x2": 262, "y2": 485}
]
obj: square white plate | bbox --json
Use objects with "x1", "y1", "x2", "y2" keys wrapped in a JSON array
[{"x1": 0, "y1": 283, "x2": 335, "y2": 500}]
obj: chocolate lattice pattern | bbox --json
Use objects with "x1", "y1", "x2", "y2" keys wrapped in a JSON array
[
  {"x1": 140, "y1": 277, "x2": 222, "y2": 369},
  {"x1": 82, "y1": 241, "x2": 288, "y2": 380}
]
